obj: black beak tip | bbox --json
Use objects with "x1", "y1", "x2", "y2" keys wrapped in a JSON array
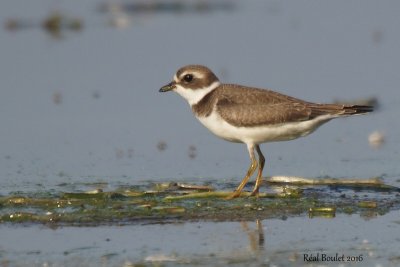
[{"x1": 159, "y1": 82, "x2": 175, "y2": 93}]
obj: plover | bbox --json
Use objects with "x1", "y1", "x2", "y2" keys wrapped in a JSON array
[{"x1": 159, "y1": 65, "x2": 373, "y2": 198}]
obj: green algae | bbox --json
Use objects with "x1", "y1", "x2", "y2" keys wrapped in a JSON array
[{"x1": 0, "y1": 178, "x2": 399, "y2": 226}]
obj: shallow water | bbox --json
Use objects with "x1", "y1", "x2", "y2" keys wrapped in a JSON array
[
  {"x1": 1, "y1": 212, "x2": 399, "y2": 266},
  {"x1": 1, "y1": 0, "x2": 399, "y2": 186},
  {"x1": 1, "y1": 0, "x2": 400, "y2": 266}
]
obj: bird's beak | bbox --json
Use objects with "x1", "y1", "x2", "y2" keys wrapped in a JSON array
[{"x1": 159, "y1": 81, "x2": 176, "y2": 92}]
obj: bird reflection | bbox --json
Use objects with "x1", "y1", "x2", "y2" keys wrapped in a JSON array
[{"x1": 241, "y1": 219, "x2": 265, "y2": 253}]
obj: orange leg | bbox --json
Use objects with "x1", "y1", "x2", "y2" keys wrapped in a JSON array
[
  {"x1": 251, "y1": 145, "x2": 265, "y2": 196},
  {"x1": 227, "y1": 144, "x2": 257, "y2": 199}
]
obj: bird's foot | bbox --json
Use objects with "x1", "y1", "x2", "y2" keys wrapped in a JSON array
[
  {"x1": 225, "y1": 191, "x2": 241, "y2": 200},
  {"x1": 250, "y1": 189, "x2": 259, "y2": 197}
]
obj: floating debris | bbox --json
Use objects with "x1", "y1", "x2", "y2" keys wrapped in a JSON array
[
  {"x1": 5, "y1": 19, "x2": 24, "y2": 31},
  {"x1": 267, "y1": 176, "x2": 399, "y2": 191},
  {"x1": 4, "y1": 11, "x2": 83, "y2": 39},
  {"x1": 114, "y1": 148, "x2": 134, "y2": 159},
  {"x1": 102, "y1": 2, "x2": 132, "y2": 29},
  {"x1": 157, "y1": 140, "x2": 167, "y2": 151},
  {"x1": 358, "y1": 201, "x2": 378, "y2": 209},
  {"x1": 188, "y1": 145, "x2": 197, "y2": 159},
  {"x1": 98, "y1": 1, "x2": 235, "y2": 15},
  {"x1": 43, "y1": 12, "x2": 83, "y2": 37},
  {"x1": 268, "y1": 176, "x2": 383, "y2": 185},
  {"x1": 109, "y1": 16, "x2": 130, "y2": 29},
  {"x1": 145, "y1": 254, "x2": 178, "y2": 262},
  {"x1": 155, "y1": 182, "x2": 213, "y2": 192},
  {"x1": 7, "y1": 197, "x2": 27, "y2": 205},
  {"x1": 368, "y1": 131, "x2": 385, "y2": 149},
  {"x1": 151, "y1": 206, "x2": 185, "y2": 213},
  {"x1": 175, "y1": 182, "x2": 213, "y2": 191},
  {"x1": 108, "y1": 13, "x2": 131, "y2": 29},
  {"x1": 309, "y1": 207, "x2": 336, "y2": 213},
  {"x1": 163, "y1": 189, "x2": 302, "y2": 201},
  {"x1": 308, "y1": 207, "x2": 336, "y2": 218},
  {"x1": 52, "y1": 91, "x2": 62, "y2": 105},
  {"x1": 85, "y1": 189, "x2": 104, "y2": 194}
]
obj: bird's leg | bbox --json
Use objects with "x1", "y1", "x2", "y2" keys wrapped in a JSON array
[
  {"x1": 250, "y1": 145, "x2": 265, "y2": 197},
  {"x1": 227, "y1": 144, "x2": 258, "y2": 199}
]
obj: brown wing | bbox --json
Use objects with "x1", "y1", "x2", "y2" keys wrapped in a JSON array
[
  {"x1": 215, "y1": 85, "x2": 312, "y2": 127},
  {"x1": 217, "y1": 100, "x2": 312, "y2": 127},
  {"x1": 218, "y1": 84, "x2": 306, "y2": 105},
  {"x1": 217, "y1": 101, "x2": 373, "y2": 128},
  {"x1": 193, "y1": 84, "x2": 373, "y2": 126}
]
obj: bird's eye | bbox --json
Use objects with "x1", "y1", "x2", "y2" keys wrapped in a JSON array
[{"x1": 183, "y1": 74, "x2": 193, "y2": 83}]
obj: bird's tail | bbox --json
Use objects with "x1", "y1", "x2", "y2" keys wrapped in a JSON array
[
  {"x1": 309, "y1": 104, "x2": 374, "y2": 118},
  {"x1": 343, "y1": 105, "x2": 374, "y2": 115}
]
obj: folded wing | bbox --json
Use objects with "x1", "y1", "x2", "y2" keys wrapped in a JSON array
[{"x1": 216, "y1": 89, "x2": 373, "y2": 127}]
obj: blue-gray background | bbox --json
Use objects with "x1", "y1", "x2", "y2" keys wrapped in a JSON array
[{"x1": 1, "y1": 0, "x2": 399, "y2": 192}]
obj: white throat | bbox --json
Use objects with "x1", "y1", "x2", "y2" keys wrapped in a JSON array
[{"x1": 174, "y1": 81, "x2": 221, "y2": 106}]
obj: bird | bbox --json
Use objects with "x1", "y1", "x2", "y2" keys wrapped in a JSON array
[{"x1": 159, "y1": 65, "x2": 373, "y2": 198}]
